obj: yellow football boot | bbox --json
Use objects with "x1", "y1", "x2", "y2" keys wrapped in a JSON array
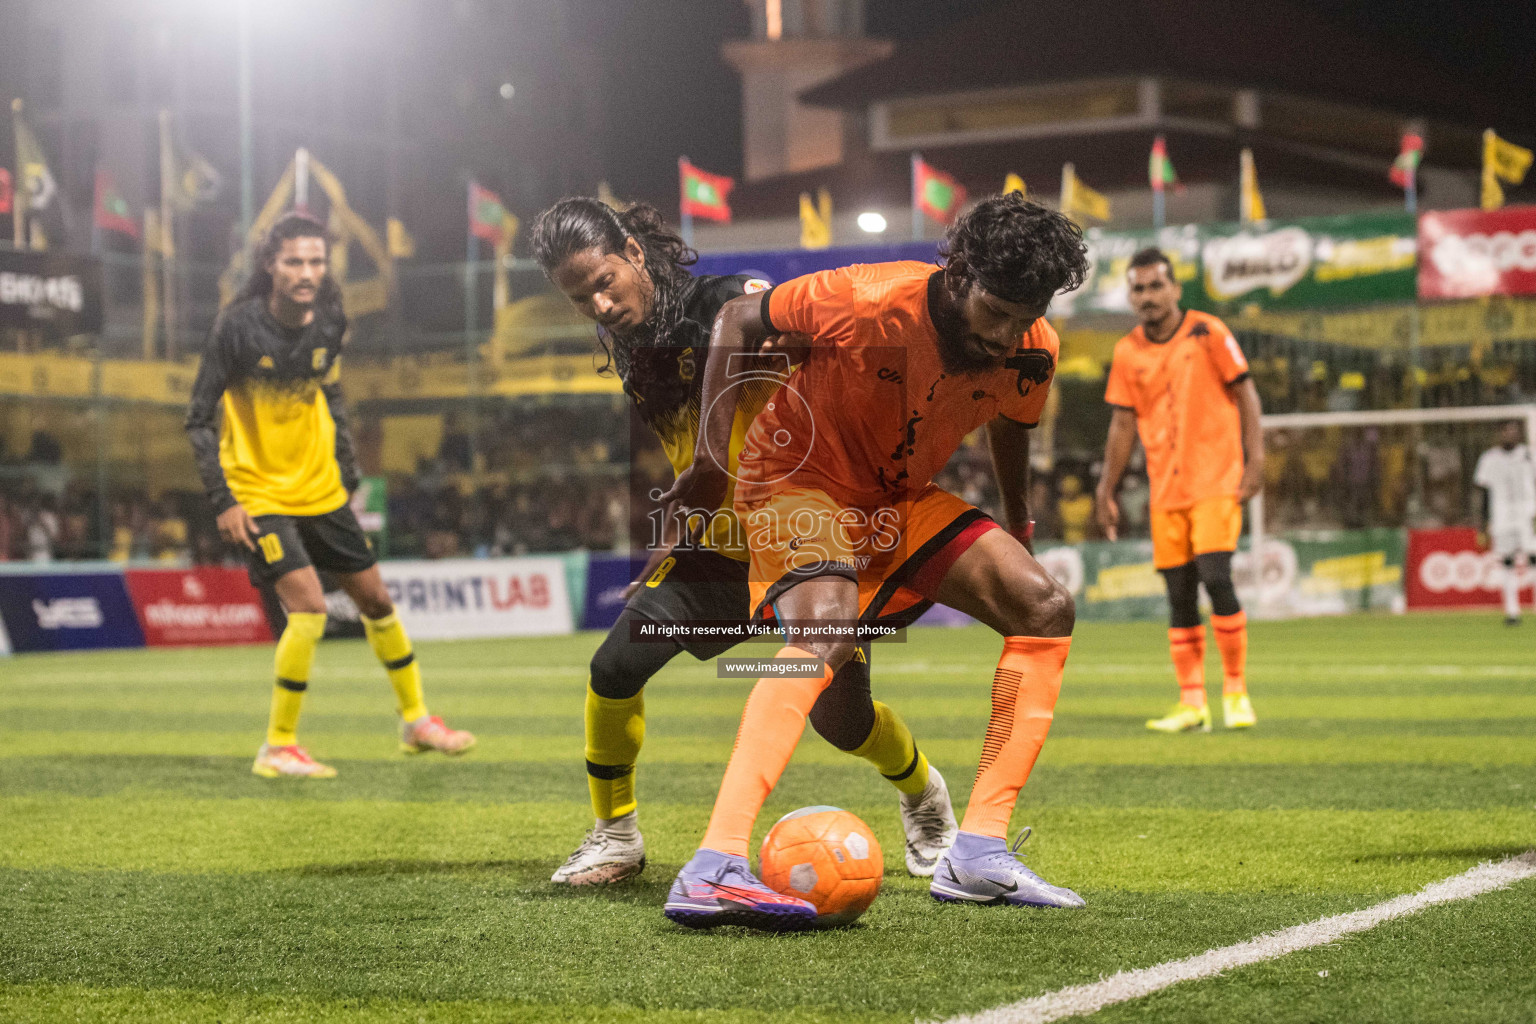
[
  {"x1": 1223, "y1": 693, "x2": 1257, "y2": 729},
  {"x1": 1145, "y1": 702, "x2": 1212, "y2": 733}
]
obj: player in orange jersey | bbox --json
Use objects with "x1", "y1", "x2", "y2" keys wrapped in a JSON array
[
  {"x1": 660, "y1": 195, "x2": 1092, "y2": 929},
  {"x1": 1095, "y1": 248, "x2": 1265, "y2": 733}
]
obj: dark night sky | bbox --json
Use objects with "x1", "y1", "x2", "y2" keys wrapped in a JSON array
[{"x1": 580, "y1": 0, "x2": 1533, "y2": 214}]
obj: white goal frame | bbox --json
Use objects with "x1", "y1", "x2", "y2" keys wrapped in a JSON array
[{"x1": 1247, "y1": 403, "x2": 1536, "y2": 604}]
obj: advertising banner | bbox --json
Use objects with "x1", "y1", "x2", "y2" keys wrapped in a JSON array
[
  {"x1": 693, "y1": 241, "x2": 939, "y2": 286},
  {"x1": 582, "y1": 553, "x2": 648, "y2": 631},
  {"x1": 1035, "y1": 529, "x2": 1405, "y2": 621},
  {"x1": 125, "y1": 568, "x2": 273, "y2": 647},
  {"x1": 1404, "y1": 527, "x2": 1530, "y2": 609},
  {"x1": 1058, "y1": 212, "x2": 1417, "y2": 317},
  {"x1": 0, "y1": 249, "x2": 104, "y2": 333},
  {"x1": 380, "y1": 557, "x2": 574, "y2": 639},
  {"x1": 1418, "y1": 206, "x2": 1536, "y2": 300},
  {"x1": 0, "y1": 571, "x2": 145, "y2": 652}
]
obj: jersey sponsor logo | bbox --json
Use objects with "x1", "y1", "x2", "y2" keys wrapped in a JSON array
[
  {"x1": 742, "y1": 278, "x2": 771, "y2": 293},
  {"x1": 1004, "y1": 349, "x2": 1054, "y2": 397},
  {"x1": 32, "y1": 597, "x2": 104, "y2": 629},
  {"x1": 677, "y1": 349, "x2": 696, "y2": 382},
  {"x1": 1188, "y1": 321, "x2": 1210, "y2": 338}
]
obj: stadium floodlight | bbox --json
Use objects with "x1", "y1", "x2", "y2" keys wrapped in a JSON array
[
  {"x1": 499, "y1": 82, "x2": 515, "y2": 100},
  {"x1": 857, "y1": 211, "x2": 887, "y2": 234}
]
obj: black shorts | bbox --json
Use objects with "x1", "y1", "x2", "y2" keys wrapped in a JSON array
[
  {"x1": 625, "y1": 546, "x2": 753, "y2": 659},
  {"x1": 246, "y1": 505, "x2": 377, "y2": 585}
]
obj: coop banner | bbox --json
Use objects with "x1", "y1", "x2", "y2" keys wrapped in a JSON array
[
  {"x1": 1417, "y1": 206, "x2": 1536, "y2": 300},
  {"x1": 1035, "y1": 529, "x2": 1404, "y2": 621},
  {"x1": 1058, "y1": 212, "x2": 1417, "y2": 317},
  {"x1": 1404, "y1": 527, "x2": 1529, "y2": 609},
  {"x1": 0, "y1": 249, "x2": 104, "y2": 333},
  {"x1": 379, "y1": 557, "x2": 573, "y2": 639},
  {"x1": 0, "y1": 570, "x2": 145, "y2": 652},
  {"x1": 125, "y1": 568, "x2": 273, "y2": 647}
]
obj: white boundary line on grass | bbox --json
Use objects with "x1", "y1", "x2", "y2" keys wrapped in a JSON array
[{"x1": 935, "y1": 850, "x2": 1536, "y2": 1024}]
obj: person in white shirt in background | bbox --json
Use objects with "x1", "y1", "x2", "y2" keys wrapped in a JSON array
[{"x1": 1474, "y1": 421, "x2": 1536, "y2": 625}]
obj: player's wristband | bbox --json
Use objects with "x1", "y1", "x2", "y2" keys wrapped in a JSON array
[{"x1": 1010, "y1": 520, "x2": 1036, "y2": 544}]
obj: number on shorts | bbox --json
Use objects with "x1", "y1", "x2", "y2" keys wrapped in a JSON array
[
  {"x1": 258, "y1": 533, "x2": 285, "y2": 564},
  {"x1": 645, "y1": 555, "x2": 676, "y2": 588}
]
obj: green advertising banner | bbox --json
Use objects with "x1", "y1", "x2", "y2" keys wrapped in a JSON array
[
  {"x1": 1059, "y1": 212, "x2": 1417, "y2": 317},
  {"x1": 350, "y1": 476, "x2": 388, "y2": 557},
  {"x1": 1035, "y1": 528, "x2": 1405, "y2": 622}
]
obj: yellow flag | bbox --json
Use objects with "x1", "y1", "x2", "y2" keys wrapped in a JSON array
[
  {"x1": 1240, "y1": 148, "x2": 1266, "y2": 222},
  {"x1": 387, "y1": 217, "x2": 416, "y2": 259},
  {"x1": 1003, "y1": 172, "x2": 1026, "y2": 197},
  {"x1": 799, "y1": 188, "x2": 832, "y2": 249},
  {"x1": 1482, "y1": 129, "x2": 1533, "y2": 211},
  {"x1": 1060, "y1": 163, "x2": 1109, "y2": 223}
]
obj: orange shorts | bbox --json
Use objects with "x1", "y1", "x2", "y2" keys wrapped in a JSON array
[
  {"x1": 736, "y1": 483, "x2": 997, "y2": 625},
  {"x1": 1150, "y1": 495, "x2": 1243, "y2": 569}
]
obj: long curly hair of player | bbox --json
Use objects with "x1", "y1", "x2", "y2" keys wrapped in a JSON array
[
  {"x1": 530, "y1": 197, "x2": 698, "y2": 377},
  {"x1": 234, "y1": 212, "x2": 346, "y2": 327},
  {"x1": 939, "y1": 193, "x2": 1089, "y2": 307}
]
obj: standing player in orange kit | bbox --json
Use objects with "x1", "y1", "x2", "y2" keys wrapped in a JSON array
[
  {"x1": 661, "y1": 194, "x2": 1092, "y2": 929},
  {"x1": 1095, "y1": 248, "x2": 1264, "y2": 733}
]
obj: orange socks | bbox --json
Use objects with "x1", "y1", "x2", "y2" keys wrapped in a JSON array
[
  {"x1": 700, "y1": 646, "x2": 835, "y2": 857},
  {"x1": 1211, "y1": 611, "x2": 1248, "y2": 695},
  {"x1": 959, "y1": 636, "x2": 1071, "y2": 839},
  {"x1": 1169, "y1": 625, "x2": 1207, "y2": 706}
]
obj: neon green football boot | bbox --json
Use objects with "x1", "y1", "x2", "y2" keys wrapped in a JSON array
[
  {"x1": 1223, "y1": 693, "x2": 1257, "y2": 729},
  {"x1": 1145, "y1": 702, "x2": 1212, "y2": 733}
]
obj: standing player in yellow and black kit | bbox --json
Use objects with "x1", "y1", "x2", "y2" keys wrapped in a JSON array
[
  {"x1": 186, "y1": 212, "x2": 474, "y2": 779},
  {"x1": 532, "y1": 197, "x2": 956, "y2": 885}
]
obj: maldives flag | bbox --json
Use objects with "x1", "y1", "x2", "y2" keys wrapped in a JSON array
[
  {"x1": 1390, "y1": 132, "x2": 1424, "y2": 189},
  {"x1": 93, "y1": 168, "x2": 139, "y2": 238},
  {"x1": 468, "y1": 181, "x2": 511, "y2": 245},
  {"x1": 1149, "y1": 135, "x2": 1181, "y2": 193},
  {"x1": 679, "y1": 159, "x2": 733, "y2": 222},
  {"x1": 913, "y1": 156, "x2": 966, "y2": 223}
]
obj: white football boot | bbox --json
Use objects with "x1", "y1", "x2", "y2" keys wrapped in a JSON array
[
  {"x1": 899, "y1": 766, "x2": 959, "y2": 877},
  {"x1": 551, "y1": 812, "x2": 646, "y2": 885}
]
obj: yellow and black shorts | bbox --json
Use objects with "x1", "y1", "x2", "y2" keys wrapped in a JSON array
[{"x1": 247, "y1": 505, "x2": 376, "y2": 584}]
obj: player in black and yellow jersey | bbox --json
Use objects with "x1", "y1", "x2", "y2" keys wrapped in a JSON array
[
  {"x1": 532, "y1": 197, "x2": 957, "y2": 884},
  {"x1": 186, "y1": 212, "x2": 474, "y2": 779}
]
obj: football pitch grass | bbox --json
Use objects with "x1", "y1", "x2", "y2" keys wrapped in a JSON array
[{"x1": 2, "y1": 613, "x2": 1533, "y2": 1023}]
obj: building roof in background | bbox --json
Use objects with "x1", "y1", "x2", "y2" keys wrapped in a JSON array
[{"x1": 799, "y1": 0, "x2": 1527, "y2": 130}]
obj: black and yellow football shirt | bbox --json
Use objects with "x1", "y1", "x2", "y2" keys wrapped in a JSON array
[{"x1": 185, "y1": 297, "x2": 360, "y2": 518}]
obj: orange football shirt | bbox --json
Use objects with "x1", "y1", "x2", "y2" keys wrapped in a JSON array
[
  {"x1": 1103, "y1": 308, "x2": 1249, "y2": 510},
  {"x1": 735, "y1": 261, "x2": 1058, "y2": 506}
]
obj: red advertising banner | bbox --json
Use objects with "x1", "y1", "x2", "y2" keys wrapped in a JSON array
[
  {"x1": 124, "y1": 568, "x2": 273, "y2": 647},
  {"x1": 1418, "y1": 206, "x2": 1536, "y2": 300},
  {"x1": 1404, "y1": 527, "x2": 1533, "y2": 609}
]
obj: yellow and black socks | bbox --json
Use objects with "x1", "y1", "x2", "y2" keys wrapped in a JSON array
[
  {"x1": 362, "y1": 612, "x2": 427, "y2": 722},
  {"x1": 585, "y1": 683, "x2": 646, "y2": 820},
  {"x1": 852, "y1": 701, "x2": 931, "y2": 797},
  {"x1": 267, "y1": 611, "x2": 326, "y2": 746}
]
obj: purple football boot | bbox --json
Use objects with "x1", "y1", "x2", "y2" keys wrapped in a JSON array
[{"x1": 664, "y1": 848, "x2": 818, "y2": 930}]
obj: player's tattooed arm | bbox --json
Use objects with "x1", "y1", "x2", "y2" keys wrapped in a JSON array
[
  {"x1": 1095, "y1": 407, "x2": 1138, "y2": 542},
  {"x1": 660, "y1": 292, "x2": 773, "y2": 519},
  {"x1": 323, "y1": 380, "x2": 362, "y2": 493},
  {"x1": 986, "y1": 415, "x2": 1035, "y2": 552},
  {"x1": 184, "y1": 324, "x2": 239, "y2": 515},
  {"x1": 1230, "y1": 377, "x2": 1265, "y2": 501}
]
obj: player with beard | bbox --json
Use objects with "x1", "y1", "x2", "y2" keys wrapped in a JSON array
[
  {"x1": 661, "y1": 194, "x2": 1091, "y2": 929},
  {"x1": 186, "y1": 213, "x2": 474, "y2": 778},
  {"x1": 1096, "y1": 248, "x2": 1264, "y2": 733},
  {"x1": 531, "y1": 197, "x2": 957, "y2": 886}
]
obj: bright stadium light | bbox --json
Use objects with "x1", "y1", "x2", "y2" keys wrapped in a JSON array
[
  {"x1": 857, "y1": 211, "x2": 887, "y2": 234},
  {"x1": 499, "y1": 82, "x2": 515, "y2": 100}
]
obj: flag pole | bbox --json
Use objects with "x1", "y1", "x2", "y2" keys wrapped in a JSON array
[
  {"x1": 1153, "y1": 187, "x2": 1165, "y2": 230},
  {"x1": 1060, "y1": 162, "x2": 1074, "y2": 221},
  {"x1": 465, "y1": 181, "x2": 480, "y2": 476},
  {"x1": 10, "y1": 99, "x2": 23, "y2": 247},
  {"x1": 158, "y1": 109, "x2": 177, "y2": 358},
  {"x1": 911, "y1": 152, "x2": 921, "y2": 241}
]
